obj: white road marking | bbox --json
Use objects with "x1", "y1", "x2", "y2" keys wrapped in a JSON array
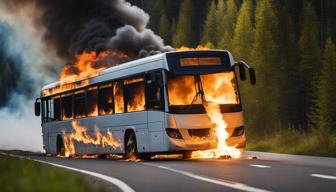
[
  {"x1": 142, "y1": 163, "x2": 271, "y2": 192},
  {"x1": 0, "y1": 153, "x2": 135, "y2": 192},
  {"x1": 249, "y1": 164, "x2": 271, "y2": 169},
  {"x1": 311, "y1": 174, "x2": 336, "y2": 180}
]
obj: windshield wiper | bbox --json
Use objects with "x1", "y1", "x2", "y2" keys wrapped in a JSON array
[{"x1": 185, "y1": 75, "x2": 206, "y2": 111}]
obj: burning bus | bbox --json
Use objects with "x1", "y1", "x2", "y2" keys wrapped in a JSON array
[{"x1": 34, "y1": 50, "x2": 256, "y2": 159}]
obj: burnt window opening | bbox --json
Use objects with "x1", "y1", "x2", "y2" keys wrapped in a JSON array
[
  {"x1": 146, "y1": 71, "x2": 164, "y2": 111},
  {"x1": 124, "y1": 77, "x2": 145, "y2": 112},
  {"x1": 98, "y1": 83, "x2": 114, "y2": 115},
  {"x1": 74, "y1": 91, "x2": 86, "y2": 118},
  {"x1": 61, "y1": 93, "x2": 73, "y2": 120},
  {"x1": 86, "y1": 86, "x2": 98, "y2": 117},
  {"x1": 114, "y1": 81, "x2": 124, "y2": 114}
]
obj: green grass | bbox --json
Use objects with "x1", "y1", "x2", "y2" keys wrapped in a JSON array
[
  {"x1": 0, "y1": 154, "x2": 105, "y2": 192},
  {"x1": 247, "y1": 129, "x2": 336, "y2": 157}
]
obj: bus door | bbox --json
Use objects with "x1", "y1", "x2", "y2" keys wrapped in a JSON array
[{"x1": 146, "y1": 71, "x2": 166, "y2": 152}]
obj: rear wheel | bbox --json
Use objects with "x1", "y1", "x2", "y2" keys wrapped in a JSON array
[
  {"x1": 182, "y1": 151, "x2": 193, "y2": 159},
  {"x1": 56, "y1": 135, "x2": 65, "y2": 156},
  {"x1": 125, "y1": 131, "x2": 151, "y2": 161}
]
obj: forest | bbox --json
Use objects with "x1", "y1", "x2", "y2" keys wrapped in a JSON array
[
  {"x1": 128, "y1": 0, "x2": 336, "y2": 156},
  {"x1": 1, "y1": 0, "x2": 336, "y2": 156}
]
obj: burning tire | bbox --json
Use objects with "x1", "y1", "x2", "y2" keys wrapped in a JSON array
[
  {"x1": 125, "y1": 131, "x2": 151, "y2": 161},
  {"x1": 182, "y1": 151, "x2": 193, "y2": 159},
  {"x1": 56, "y1": 135, "x2": 65, "y2": 157}
]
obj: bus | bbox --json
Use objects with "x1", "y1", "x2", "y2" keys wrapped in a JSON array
[{"x1": 34, "y1": 50, "x2": 256, "y2": 159}]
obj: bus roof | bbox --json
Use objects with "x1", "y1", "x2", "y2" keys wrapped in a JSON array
[{"x1": 41, "y1": 50, "x2": 234, "y2": 93}]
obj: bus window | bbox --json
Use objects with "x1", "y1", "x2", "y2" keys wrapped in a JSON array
[
  {"x1": 42, "y1": 99, "x2": 48, "y2": 123},
  {"x1": 87, "y1": 86, "x2": 98, "y2": 117},
  {"x1": 74, "y1": 90, "x2": 86, "y2": 118},
  {"x1": 124, "y1": 77, "x2": 145, "y2": 112},
  {"x1": 53, "y1": 96, "x2": 61, "y2": 121},
  {"x1": 61, "y1": 93, "x2": 73, "y2": 120},
  {"x1": 146, "y1": 72, "x2": 164, "y2": 110},
  {"x1": 114, "y1": 81, "x2": 124, "y2": 114},
  {"x1": 98, "y1": 83, "x2": 114, "y2": 115},
  {"x1": 47, "y1": 99, "x2": 54, "y2": 122}
]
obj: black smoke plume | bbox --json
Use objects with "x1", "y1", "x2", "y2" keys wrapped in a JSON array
[{"x1": 7, "y1": 0, "x2": 172, "y2": 60}]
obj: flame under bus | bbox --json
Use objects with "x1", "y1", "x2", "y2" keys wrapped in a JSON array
[{"x1": 36, "y1": 50, "x2": 255, "y2": 158}]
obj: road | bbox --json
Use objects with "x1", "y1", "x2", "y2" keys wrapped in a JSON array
[{"x1": 3, "y1": 151, "x2": 336, "y2": 192}]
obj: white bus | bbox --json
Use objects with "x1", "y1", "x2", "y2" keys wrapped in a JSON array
[{"x1": 35, "y1": 50, "x2": 255, "y2": 159}]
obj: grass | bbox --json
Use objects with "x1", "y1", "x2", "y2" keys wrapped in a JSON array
[
  {"x1": 247, "y1": 129, "x2": 336, "y2": 157},
  {"x1": 0, "y1": 154, "x2": 105, "y2": 192}
]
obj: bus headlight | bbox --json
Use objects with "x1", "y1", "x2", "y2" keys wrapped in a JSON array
[{"x1": 166, "y1": 128, "x2": 183, "y2": 139}]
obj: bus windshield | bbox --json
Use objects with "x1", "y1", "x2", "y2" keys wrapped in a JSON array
[{"x1": 167, "y1": 71, "x2": 240, "y2": 114}]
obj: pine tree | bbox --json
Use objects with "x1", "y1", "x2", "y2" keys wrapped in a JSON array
[
  {"x1": 217, "y1": 0, "x2": 238, "y2": 50},
  {"x1": 298, "y1": 2, "x2": 320, "y2": 128},
  {"x1": 172, "y1": 0, "x2": 195, "y2": 47},
  {"x1": 310, "y1": 38, "x2": 336, "y2": 146},
  {"x1": 231, "y1": 0, "x2": 254, "y2": 62},
  {"x1": 201, "y1": 0, "x2": 217, "y2": 46},
  {"x1": 278, "y1": 0, "x2": 301, "y2": 127},
  {"x1": 158, "y1": 11, "x2": 171, "y2": 45},
  {"x1": 144, "y1": 0, "x2": 164, "y2": 32},
  {"x1": 250, "y1": 0, "x2": 280, "y2": 135}
]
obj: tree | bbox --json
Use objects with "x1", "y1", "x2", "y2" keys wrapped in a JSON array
[
  {"x1": 158, "y1": 11, "x2": 171, "y2": 45},
  {"x1": 310, "y1": 38, "x2": 336, "y2": 146},
  {"x1": 298, "y1": 2, "x2": 320, "y2": 128},
  {"x1": 201, "y1": 0, "x2": 217, "y2": 46},
  {"x1": 172, "y1": 0, "x2": 196, "y2": 47},
  {"x1": 217, "y1": 0, "x2": 238, "y2": 50},
  {"x1": 277, "y1": 0, "x2": 301, "y2": 127},
  {"x1": 249, "y1": 0, "x2": 280, "y2": 135},
  {"x1": 231, "y1": 0, "x2": 254, "y2": 61}
]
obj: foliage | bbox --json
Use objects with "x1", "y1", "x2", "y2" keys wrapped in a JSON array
[{"x1": 0, "y1": 155, "x2": 104, "y2": 192}]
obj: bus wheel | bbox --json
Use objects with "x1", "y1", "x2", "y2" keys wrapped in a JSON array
[
  {"x1": 125, "y1": 131, "x2": 151, "y2": 161},
  {"x1": 56, "y1": 135, "x2": 65, "y2": 157},
  {"x1": 182, "y1": 151, "x2": 193, "y2": 159},
  {"x1": 125, "y1": 131, "x2": 137, "y2": 160}
]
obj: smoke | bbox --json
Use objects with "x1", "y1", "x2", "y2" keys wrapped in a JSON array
[
  {"x1": 17, "y1": 0, "x2": 173, "y2": 60},
  {"x1": 0, "y1": 2, "x2": 60, "y2": 151}
]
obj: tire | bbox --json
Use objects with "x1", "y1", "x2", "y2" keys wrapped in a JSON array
[
  {"x1": 125, "y1": 131, "x2": 151, "y2": 161},
  {"x1": 182, "y1": 151, "x2": 193, "y2": 159},
  {"x1": 56, "y1": 135, "x2": 65, "y2": 156}
]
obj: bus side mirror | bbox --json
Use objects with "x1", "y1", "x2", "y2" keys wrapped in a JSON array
[
  {"x1": 35, "y1": 100, "x2": 41, "y2": 116},
  {"x1": 238, "y1": 63, "x2": 246, "y2": 81},
  {"x1": 249, "y1": 68, "x2": 256, "y2": 85}
]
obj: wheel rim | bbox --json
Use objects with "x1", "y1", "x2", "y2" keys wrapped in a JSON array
[{"x1": 126, "y1": 134, "x2": 136, "y2": 159}]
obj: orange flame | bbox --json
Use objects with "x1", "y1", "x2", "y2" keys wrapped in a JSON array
[
  {"x1": 43, "y1": 51, "x2": 129, "y2": 97},
  {"x1": 175, "y1": 45, "x2": 210, "y2": 51},
  {"x1": 63, "y1": 121, "x2": 121, "y2": 157},
  {"x1": 192, "y1": 103, "x2": 241, "y2": 159}
]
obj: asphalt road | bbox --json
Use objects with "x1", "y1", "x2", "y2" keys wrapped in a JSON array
[{"x1": 4, "y1": 151, "x2": 336, "y2": 192}]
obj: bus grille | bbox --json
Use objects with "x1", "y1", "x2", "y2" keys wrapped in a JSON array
[{"x1": 188, "y1": 128, "x2": 210, "y2": 138}]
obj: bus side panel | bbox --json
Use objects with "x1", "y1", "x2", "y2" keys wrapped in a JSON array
[
  {"x1": 42, "y1": 124, "x2": 49, "y2": 153},
  {"x1": 148, "y1": 111, "x2": 165, "y2": 152}
]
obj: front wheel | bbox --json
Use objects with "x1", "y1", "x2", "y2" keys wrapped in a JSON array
[{"x1": 56, "y1": 135, "x2": 65, "y2": 156}]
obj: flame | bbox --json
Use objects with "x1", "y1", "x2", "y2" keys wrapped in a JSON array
[
  {"x1": 192, "y1": 103, "x2": 241, "y2": 159},
  {"x1": 43, "y1": 51, "x2": 129, "y2": 97},
  {"x1": 63, "y1": 121, "x2": 121, "y2": 157},
  {"x1": 175, "y1": 45, "x2": 210, "y2": 51}
]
